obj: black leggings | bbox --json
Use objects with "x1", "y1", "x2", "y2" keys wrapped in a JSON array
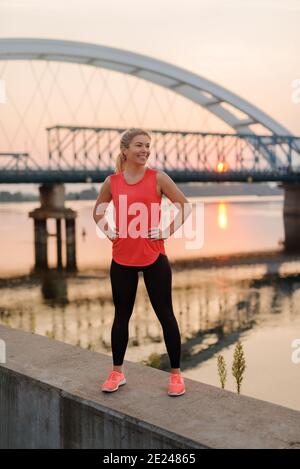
[{"x1": 109, "y1": 253, "x2": 181, "y2": 369}]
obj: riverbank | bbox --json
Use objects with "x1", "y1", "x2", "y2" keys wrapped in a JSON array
[
  {"x1": 0, "y1": 181, "x2": 282, "y2": 203},
  {"x1": 1, "y1": 324, "x2": 300, "y2": 449}
]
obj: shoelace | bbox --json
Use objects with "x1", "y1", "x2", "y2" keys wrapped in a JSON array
[
  {"x1": 169, "y1": 374, "x2": 183, "y2": 384},
  {"x1": 108, "y1": 371, "x2": 122, "y2": 381}
]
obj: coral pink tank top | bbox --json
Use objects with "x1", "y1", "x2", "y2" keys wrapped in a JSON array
[{"x1": 109, "y1": 166, "x2": 166, "y2": 266}]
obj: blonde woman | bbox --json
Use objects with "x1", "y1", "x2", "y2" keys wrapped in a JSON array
[{"x1": 93, "y1": 128, "x2": 192, "y2": 396}]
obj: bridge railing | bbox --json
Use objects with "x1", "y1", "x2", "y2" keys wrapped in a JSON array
[
  {"x1": 45, "y1": 126, "x2": 300, "y2": 173},
  {"x1": 1, "y1": 127, "x2": 300, "y2": 182},
  {"x1": 0, "y1": 152, "x2": 31, "y2": 170}
]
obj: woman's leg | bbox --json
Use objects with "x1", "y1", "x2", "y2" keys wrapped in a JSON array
[
  {"x1": 142, "y1": 254, "x2": 181, "y2": 372},
  {"x1": 109, "y1": 259, "x2": 139, "y2": 370}
]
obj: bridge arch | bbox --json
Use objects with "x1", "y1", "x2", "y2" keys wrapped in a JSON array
[
  {"x1": 0, "y1": 37, "x2": 292, "y2": 136},
  {"x1": 1, "y1": 37, "x2": 297, "y2": 168}
]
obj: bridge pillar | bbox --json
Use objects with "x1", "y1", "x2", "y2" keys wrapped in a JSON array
[
  {"x1": 33, "y1": 218, "x2": 48, "y2": 269},
  {"x1": 56, "y1": 218, "x2": 63, "y2": 269},
  {"x1": 65, "y1": 218, "x2": 77, "y2": 271},
  {"x1": 281, "y1": 183, "x2": 300, "y2": 252},
  {"x1": 29, "y1": 183, "x2": 77, "y2": 271}
]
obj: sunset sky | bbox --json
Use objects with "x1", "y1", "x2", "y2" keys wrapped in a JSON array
[{"x1": 0, "y1": 0, "x2": 299, "y2": 192}]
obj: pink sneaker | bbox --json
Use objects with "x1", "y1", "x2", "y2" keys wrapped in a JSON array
[
  {"x1": 168, "y1": 373, "x2": 186, "y2": 396},
  {"x1": 101, "y1": 370, "x2": 126, "y2": 392}
]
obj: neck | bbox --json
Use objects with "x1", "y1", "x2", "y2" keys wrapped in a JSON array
[{"x1": 124, "y1": 162, "x2": 147, "y2": 175}]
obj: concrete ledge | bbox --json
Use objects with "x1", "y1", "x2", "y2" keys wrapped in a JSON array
[{"x1": 1, "y1": 325, "x2": 300, "y2": 449}]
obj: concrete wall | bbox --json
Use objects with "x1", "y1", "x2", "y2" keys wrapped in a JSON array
[{"x1": 1, "y1": 325, "x2": 300, "y2": 449}]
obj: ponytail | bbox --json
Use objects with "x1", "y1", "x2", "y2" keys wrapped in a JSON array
[{"x1": 115, "y1": 152, "x2": 125, "y2": 174}]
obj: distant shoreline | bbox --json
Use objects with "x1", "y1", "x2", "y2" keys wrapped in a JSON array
[{"x1": 0, "y1": 181, "x2": 283, "y2": 203}]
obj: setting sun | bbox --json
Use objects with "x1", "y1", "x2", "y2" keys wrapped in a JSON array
[{"x1": 216, "y1": 161, "x2": 229, "y2": 172}]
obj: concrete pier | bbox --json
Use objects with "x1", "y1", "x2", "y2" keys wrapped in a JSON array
[
  {"x1": 0, "y1": 325, "x2": 300, "y2": 449},
  {"x1": 29, "y1": 183, "x2": 77, "y2": 271},
  {"x1": 281, "y1": 183, "x2": 300, "y2": 252},
  {"x1": 65, "y1": 217, "x2": 77, "y2": 271},
  {"x1": 33, "y1": 218, "x2": 48, "y2": 268},
  {"x1": 56, "y1": 218, "x2": 62, "y2": 269}
]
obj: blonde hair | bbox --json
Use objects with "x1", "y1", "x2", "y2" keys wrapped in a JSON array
[{"x1": 115, "y1": 128, "x2": 151, "y2": 174}]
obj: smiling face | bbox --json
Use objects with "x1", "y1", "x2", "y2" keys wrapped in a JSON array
[{"x1": 123, "y1": 134, "x2": 151, "y2": 166}]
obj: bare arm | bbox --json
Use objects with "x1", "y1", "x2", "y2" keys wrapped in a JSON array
[
  {"x1": 149, "y1": 171, "x2": 192, "y2": 239},
  {"x1": 92, "y1": 176, "x2": 118, "y2": 241}
]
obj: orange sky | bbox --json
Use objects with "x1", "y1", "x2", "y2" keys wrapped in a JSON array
[{"x1": 0, "y1": 0, "x2": 299, "y2": 192}]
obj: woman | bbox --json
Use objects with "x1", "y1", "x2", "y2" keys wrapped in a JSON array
[{"x1": 93, "y1": 128, "x2": 192, "y2": 396}]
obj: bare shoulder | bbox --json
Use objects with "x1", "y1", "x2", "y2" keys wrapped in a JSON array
[
  {"x1": 103, "y1": 174, "x2": 112, "y2": 192},
  {"x1": 156, "y1": 169, "x2": 188, "y2": 204},
  {"x1": 156, "y1": 170, "x2": 166, "y2": 179},
  {"x1": 156, "y1": 170, "x2": 173, "y2": 183},
  {"x1": 156, "y1": 170, "x2": 171, "y2": 198},
  {"x1": 97, "y1": 175, "x2": 112, "y2": 200}
]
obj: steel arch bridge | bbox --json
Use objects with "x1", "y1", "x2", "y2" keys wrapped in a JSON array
[{"x1": 0, "y1": 37, "x2": 299, "y2": 183}]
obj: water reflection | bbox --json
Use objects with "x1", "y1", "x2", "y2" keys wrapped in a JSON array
[
  {"x1": 40, "y1": 271, "x2": 69, "y2": 305},
  {"x1": 1, "y1": 255, "x2": 299, "y2": 367},
  {"x1": 217, "y1": 202, "x2": 228, "y2": 230},
  {"x1": 0, "y1": 198, "x2": 285, "y2": 276}
]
